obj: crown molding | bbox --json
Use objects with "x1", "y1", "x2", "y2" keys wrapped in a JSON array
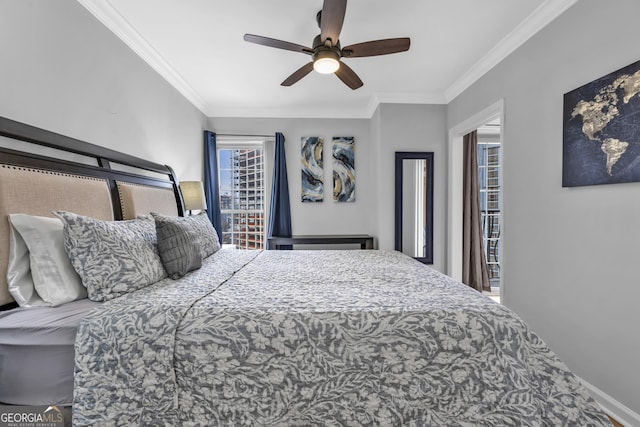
[
  {"x1": 365, "y1": 92, "x2": 447, "y2": 117},
  {"x1": 78, "y1": 0, "x2": 577, "y2": 118},
  {"x1": 205, "y1": 91, "x2": 446, "y2": 119},
  {"x1": 205, "y1": 106, "x2": 373, "y2": 120},
  {"x1": 76, "y1": 0, "x2": 209, "y2": 114},
  {"x1": 444, "y1": 0, "x2": 579, "y2": 102}
]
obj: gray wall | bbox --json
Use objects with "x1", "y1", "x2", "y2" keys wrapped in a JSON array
[
  {"x1": 210, "y1": 105, "x2": 447, "y2": 271},
  {"x1": 208, "y1": 117, "x2": 378, "y2": 242},
  {"x1": 0, "y1": 0, "x2": 206, "y2": 180},
  {"x1": 447, "y1": 0, "x2": 640, "y2": 413},
  {"x1": 375, "y1": 104, "x2": 447, "y2": 272}
]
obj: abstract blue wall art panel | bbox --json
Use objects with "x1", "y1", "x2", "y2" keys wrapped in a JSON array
[
  {"x1": 563, "y1": 58, "x2": 640, "y2": 187},
  {"x1": 332, "y1": 137, "x2": 355, "y2": 202},
  {"x1": 301, "y1": 136, "x2": 324, "y2": 202}
]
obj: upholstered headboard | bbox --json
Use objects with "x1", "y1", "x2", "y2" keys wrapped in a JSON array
[
  {"x1": 0, "y1": 116, "x2": 186, "y2": 308},
  {"x1": 116, "y1": 181, "x2": 178, "y2": 220}
]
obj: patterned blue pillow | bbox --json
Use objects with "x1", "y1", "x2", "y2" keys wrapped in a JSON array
[{"x1": 54, "y1": 211, "x2": 167, "y2": 302}]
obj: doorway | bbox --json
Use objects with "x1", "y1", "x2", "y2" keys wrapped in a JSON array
[{"x1": 447, "y1": 100, "x2": 504, "y2": 302}]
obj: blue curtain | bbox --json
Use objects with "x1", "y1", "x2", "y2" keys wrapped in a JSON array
[
  {"x1": 267, "y1": 132, "x2": 292, "y2": 249},
  {"x1": 203, "y1": 130, "x2": 223, "y2": 244}
]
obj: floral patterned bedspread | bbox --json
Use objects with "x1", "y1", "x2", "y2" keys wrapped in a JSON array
[{"x1": 73, "y1": 250, "x2": 609, "y2": 426}]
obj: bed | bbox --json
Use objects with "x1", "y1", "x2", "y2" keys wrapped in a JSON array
[{"x1": 0, "y1": 116, "x2": 611, "y2": 426}]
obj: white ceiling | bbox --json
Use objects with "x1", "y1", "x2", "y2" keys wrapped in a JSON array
[{"x1": 78, "y1": 0, "x2": 576, "y2": 119}]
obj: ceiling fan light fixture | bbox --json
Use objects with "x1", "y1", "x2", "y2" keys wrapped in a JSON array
[
  {"x1": 313, "y1": 50, "x2": 340, "y2": 74},
  {"x1": 244, "y1": 0, "x2": 410, "y2": 89}
]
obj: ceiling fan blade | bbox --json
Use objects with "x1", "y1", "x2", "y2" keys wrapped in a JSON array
[
  {"x1": 320, "y1": 0, "x2": 347, "y2": 46},
  {"x1": 244, "y1": 34, "x2": 313, "y2": 55},
  {"x1": 281, "y1": 62, "x2": 315, "y2": 86},
  {"x1": 342, "y1": 38, "x2": 411, "y2": 58},
  {"x1": 335, "y1": 61, "x2": 363, "y2": 90}
]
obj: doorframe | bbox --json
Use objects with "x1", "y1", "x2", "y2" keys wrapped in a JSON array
[{"x1": 447, "y1": 99, "x2": 504, "y2": 295}]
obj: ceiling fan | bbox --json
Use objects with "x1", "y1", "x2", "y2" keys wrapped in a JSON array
[{"x1": 243, "y1": 0, "x2": 410, "y2": 90}]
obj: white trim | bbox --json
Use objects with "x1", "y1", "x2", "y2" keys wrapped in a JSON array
[
  {"x1": 447, "y1": 132, "x2": 464, "y2": 281},
  {"x1": 209, "y1": 93, "x2": 445, "y2": 118},
  {"x1": 217, "y1": 137, "x2": 273, "y2": 146},
  {"x1": 376, "y1": 91, "x2": 447, "y2": 105},
  {"x1": 366, "y1": 94, "x2": 382, "y2": 118},
  {"x1": 444, "y1": 0, "x2": 578, "y2": 103},
  {"x1": 579, "y1": 376, "x2": 640, "y2": 427},
  {"x1": 76, "y1": 0, "x2": 574, "y2": 119},
  {"x1": 207, "y1": 106, "x2": 373, "y2": 120},
  {"x1": 447, "y1": 100, "x2": 504, "y2": 287},
  {"x1": 76, "y1": 0, "x2": 209, "y2": 114},
  {"x1": 365, "y1": 92, "x2": 447, "y2": 119}
]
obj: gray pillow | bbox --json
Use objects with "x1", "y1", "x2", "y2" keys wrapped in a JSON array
[
  {"x1": 54, "y1": 211, "x2": 167, "y2": 302},
  {"x1": 152, "y1": 212, "x2": 221, "y2": 259},
  {"x1": 154, "y1": 214, "x2": 202, "y2": 279}
]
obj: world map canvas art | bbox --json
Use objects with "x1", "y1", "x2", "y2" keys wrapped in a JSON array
[{"x1": 563, "y1": 59, "x2": 640, "y2": 187}]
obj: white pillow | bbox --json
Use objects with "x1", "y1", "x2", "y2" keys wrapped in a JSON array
[
  {"x1": 7, "y1": 219, "x2": 46, "y2": 307},
  {"x1": 7, "y1": 214, "x2": 87, "y2": 306}
]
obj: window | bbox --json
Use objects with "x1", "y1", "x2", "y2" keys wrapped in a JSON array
[
  {"x1": 478, "y1": 140, "x2": 501, "y2": 285},
  {"x1": 218, "y1": 144, "x2": 265, "y2": 249}
]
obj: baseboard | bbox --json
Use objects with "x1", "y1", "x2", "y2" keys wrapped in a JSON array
[{"x1": 579, "y1": 377, "x2": 640, "y2": 427}]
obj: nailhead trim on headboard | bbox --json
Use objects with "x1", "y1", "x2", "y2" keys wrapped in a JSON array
[{"x1": 0, "y1": 163, "x2": 108, "y2": 182}]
